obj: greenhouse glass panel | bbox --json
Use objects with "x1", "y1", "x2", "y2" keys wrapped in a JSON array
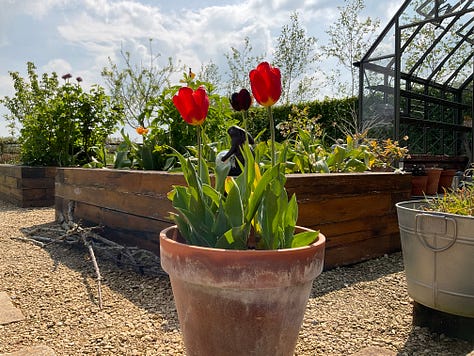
[{"x1": 357, "y1": 0, "x2": 473, "y2": 163}]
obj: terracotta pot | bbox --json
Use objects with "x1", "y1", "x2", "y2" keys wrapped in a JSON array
[
  {"x1": 160, "y1": 225, "x2": 326, "y2": 356},
  {"x1": 411, "y1": 175, "x2": 428, "y2": 196},
  {"x1": 425, "y1": 168, "x2": 443, "y2": 195},
  {"x1": 438, "y1": 169, "x2": 457, "y2": 193}
]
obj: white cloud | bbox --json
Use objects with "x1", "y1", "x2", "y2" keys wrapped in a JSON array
[
  {"x1": 41, "y1": 58, "x2": 72, "y2": 76},
  {"x1": 0, "y1": 0, "x2": 408, "y2": 138}
]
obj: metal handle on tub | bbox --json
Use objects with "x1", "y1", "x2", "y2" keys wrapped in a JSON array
[{"x1": 415, "y1": 213, "x2": 457, "y2": 252}]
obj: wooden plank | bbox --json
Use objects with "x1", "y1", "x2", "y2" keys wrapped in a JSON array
[
  {"x1": 55, "y1": 184, "x2": 173, "y2": 220},
  {"x1": 21, "y1": 177, "x2": 55, "y2": 189},
  {"x1": 59, "y1": 168, "x2": 186, "y2": 195},
  {"x1": 297, "y1": 193, "x2": 392, "y2": 225},
  {"x1": 68, "y1": 201, "x2": 170, "y2": 254},
  {"x1": 324, "y1": 233, "x2": 401, "y2": 269},
  {"x1": 317, "y1": 215, "x2": 400, "y2": 248},
  {"x1": 0, "y1": 165, "x2": 56, "y2": 207},
  {"x1": 0, "y1": 165, "x2": 22, "y2": 178},
  {"x1": 286, "y1": 172, "x2": 411, "y2": 197}
]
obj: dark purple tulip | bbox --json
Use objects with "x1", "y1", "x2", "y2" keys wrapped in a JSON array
[
  {"x1": 76, "y1": 76, "x2": 83, "y2": 82},
  {"x1": 230, "y1": 89, "x2": 252, "y2": 111},
  {"x1": 62, "y1": 73, "x2": 72, "y2": 80}
]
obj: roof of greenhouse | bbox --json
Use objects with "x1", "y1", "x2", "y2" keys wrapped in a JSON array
[{"x1": 360, "y1": 0, "x2": 473, "y2": 91}]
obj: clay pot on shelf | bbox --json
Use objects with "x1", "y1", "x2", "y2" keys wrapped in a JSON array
[
  {"x1": 425, "y1": 168, "x2": 443, "y2": 195},
  {"x1": 438, "y1": 169, "x2": 457, "y2": 193}
]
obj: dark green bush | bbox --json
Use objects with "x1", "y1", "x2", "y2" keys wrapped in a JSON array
[{"x1": 235, "y1": 97, "x2": 357, "y2": 145}]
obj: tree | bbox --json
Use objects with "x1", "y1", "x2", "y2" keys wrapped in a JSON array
[
  {"x1": 273, "y1": 11, "x2": 320, "y2": 104},
  {"x1": 101, "y1": 39, "x2": 179, "y2": 130},
  {"x1": 198, "y1": 60, "x2": 222, "y2": 89},
  {"x1": 322, "y1": 0, "x2": 380, "y2": 97},
  {"x1": 224, "y1": 37, "x2": 264, "y2": 94}
]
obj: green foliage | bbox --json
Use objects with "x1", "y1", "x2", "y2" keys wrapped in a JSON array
[
  {"x1": 169, "y1": 145, "x2": 318, "y2": 249},
  {"x1": 1, "y1": 62, "x2": 123, "y2": 166},
  {"x1": 112, "y1": 129, "x2": 175, "y2": 170},
  {"x1": 111, "y1": 72, "x2": 236, "y2": 170},
  {"x1": 424, "y1": 181, "x2": 474, "y2": 216},
  {"x1": 242, "y1": 96, "x2": 358, "y2": 145}
]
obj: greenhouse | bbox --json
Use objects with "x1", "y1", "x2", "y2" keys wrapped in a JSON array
[{"x1": 356, "y1": 0, "x2": 473, "y2": 166}]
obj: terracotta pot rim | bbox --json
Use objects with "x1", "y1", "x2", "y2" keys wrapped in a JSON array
[
  {"x1": 160, "y1": 224, "x2": 326, "y2": 254},
  {"x1": 160, "y1": 224, "x2": 326, "y2": 289}
]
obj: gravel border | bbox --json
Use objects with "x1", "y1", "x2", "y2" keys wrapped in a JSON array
[{"x1": 0, "y1": 200, "x2": 473, "y2": 355}]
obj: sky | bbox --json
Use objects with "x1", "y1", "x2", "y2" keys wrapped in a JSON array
[{"x1": 0, "y1": 0, "x2": 405, "y2": 137}]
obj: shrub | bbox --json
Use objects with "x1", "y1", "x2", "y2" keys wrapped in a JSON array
[{"x1": 1, "y1": 62, "x2": 124, "y2": 166}]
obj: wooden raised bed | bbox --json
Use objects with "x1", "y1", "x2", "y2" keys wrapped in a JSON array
[
  {"x1": 55, "y1": 168, "x2": 411, "y2": 269},
  {"x1": 0, "y1": 164, "x2": 56, "y2": 207}
]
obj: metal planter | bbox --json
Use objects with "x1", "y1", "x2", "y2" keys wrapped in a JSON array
[{"x1": 396, "y1": 200, "x2": 474, "y2": 317}]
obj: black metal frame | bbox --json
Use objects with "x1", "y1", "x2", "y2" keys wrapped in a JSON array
[{"x1": 356, "y1": 0, "x2": 473, "y2": 164}]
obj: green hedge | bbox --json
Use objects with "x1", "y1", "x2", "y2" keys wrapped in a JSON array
[{"x1": 235, "y1": 97, "x2": 357, "y2": 144}]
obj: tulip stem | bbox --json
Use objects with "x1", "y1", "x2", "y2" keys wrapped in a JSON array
[
  {"x1": 267, "y1": 106, "x2": 275, "y2": 166},
  {"x1": 197, "y1": 125, "x2": 202, "y2": 178},
  {"x1": 242, "y1": 110, "x2": 248, "y2": 143}
]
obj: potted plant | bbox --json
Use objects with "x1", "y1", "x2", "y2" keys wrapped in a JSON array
[
  {"x1": 396, "y1": 180, "x2": 474, "y2": 319},
  {"x1": 410, "y1": 164, "x2": 428, "y2": 196},
  {"x1": 160, "y1": 62, "x2": 326, "y2": 356}
]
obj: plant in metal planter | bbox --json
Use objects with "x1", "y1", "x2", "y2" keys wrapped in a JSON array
[
  {"x1": 160, "y1": 62, "x2": 325, "y2": 356},
  {"x1": 396, "y1": 181, "x2": 474, "y2": 318}
]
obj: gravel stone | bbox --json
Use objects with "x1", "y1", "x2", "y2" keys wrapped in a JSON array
[{"x1": 0, "y1": 200, "x2": 473, "y2": 355}]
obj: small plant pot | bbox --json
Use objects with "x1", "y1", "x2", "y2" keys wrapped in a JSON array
[
  {"x1": 425, "y1": 168, "x2": 443, "y2": 195},
  {"x1": 411, "y1": 175, "x2": 428, "y2": 196},
  {"x1": 438, "y1": 169, "x2": 457, "y2": 193}
]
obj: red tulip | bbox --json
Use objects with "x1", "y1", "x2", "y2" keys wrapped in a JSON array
[
  {"x1": 173, "y1": 86, "x2": 209, "y2": 126},
  {"x1": 230, "y1": 89, "x2": 252, "y2": 111},
  {"x1": 249, "y1": 62, "x2": 281, "y2": 107}
]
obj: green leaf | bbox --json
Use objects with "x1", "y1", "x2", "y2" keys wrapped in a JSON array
[
  {"x1": 245, "y1": 163, "x2": 280, "y2": 223},
  {"x1": 259, "y1": 183, "x2": 282, "y2": 249},
  {"x1": 202, "y1": 184, "x2": 220, "y2": 207},
  {"x1": 224, "y1": 178, "x2": 244, "y2": 227},
  {"x1": 291, "y1": 231, "x2": 319, "y2": 248},
  {"x1": 216, "y1": 225, "x2": 248, "y2": 249},
  {"x1": 344, "y1": 158, "x2": 367, "y2": 172},
  {"x1": 215, "y1": 159, "x2": 231, "y2": 194},
  {"x1": 212, "y1": 201, "x2": 231, "y2": 238}
]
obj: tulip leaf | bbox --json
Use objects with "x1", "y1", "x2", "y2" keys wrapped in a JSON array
[
  {"x1": 291, "y1": 231, "x2": 319, "y2": 248},
  {"x1": 224, "y1": 178, "x2": 244, "y2": 227},
  {"x1": 216, "y1": 225, "x2": 248, "y2": 250}
]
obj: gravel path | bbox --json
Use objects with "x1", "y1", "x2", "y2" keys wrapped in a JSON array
[{"x1": 0, "y1": 199, "x2": 473, "y2": 355}]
